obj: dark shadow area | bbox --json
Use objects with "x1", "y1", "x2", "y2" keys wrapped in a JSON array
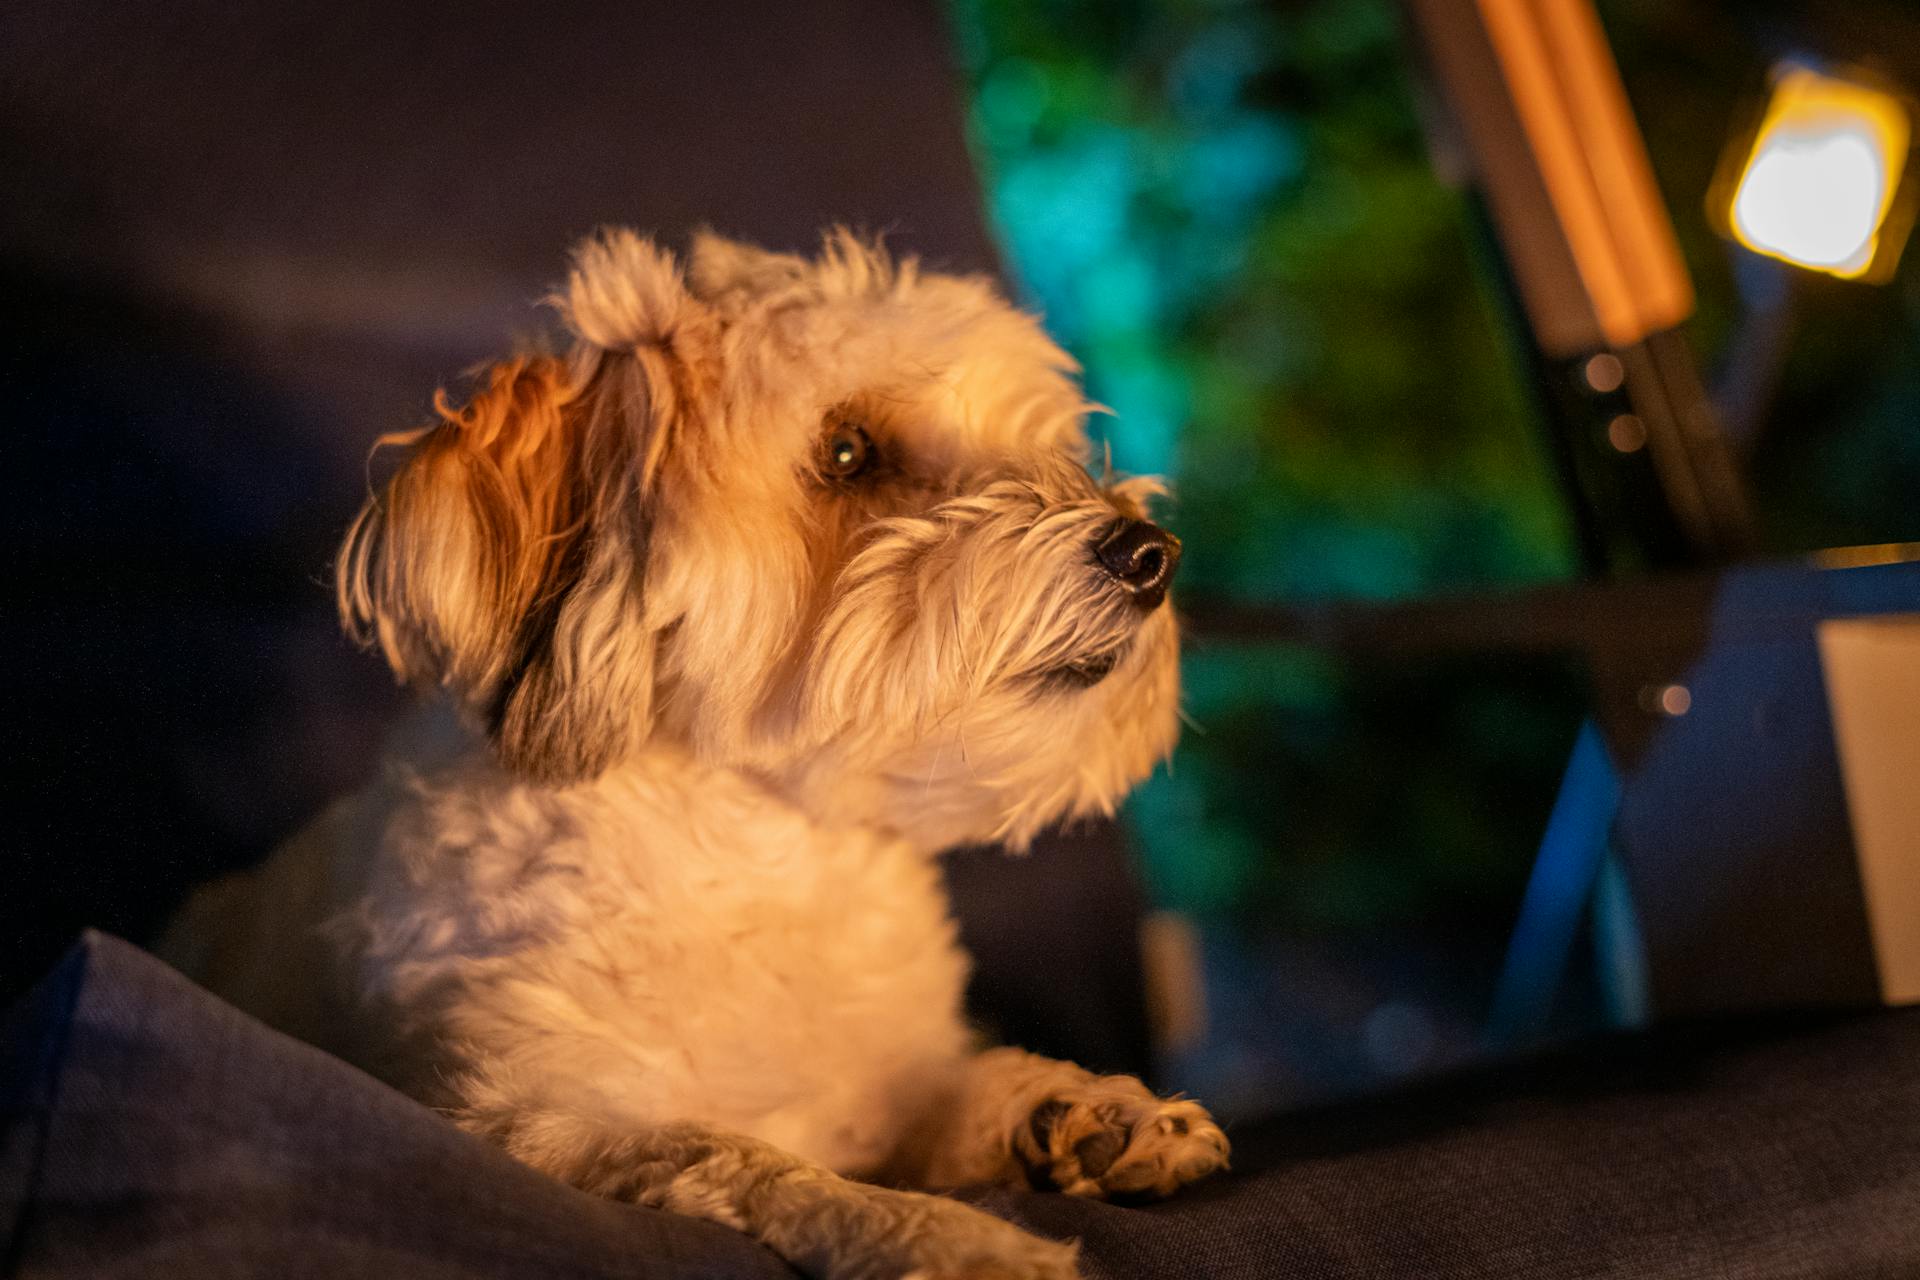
[{"x1": 3, "y1": 265, "x2": 408, "y2": 996}]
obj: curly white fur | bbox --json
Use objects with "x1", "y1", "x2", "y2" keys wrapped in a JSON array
[{"x1": 164, "y1": 230, "x2": 1224, "y2": 1280}]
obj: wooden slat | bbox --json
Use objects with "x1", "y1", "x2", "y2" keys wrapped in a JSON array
[{"x1": 1407, "y1": 0, "x2": 1697, "y2": 353}]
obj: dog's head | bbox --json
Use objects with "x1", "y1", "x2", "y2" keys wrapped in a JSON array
[{"x1": 340, "y1": 229, "x2": 1181, "y2": 849}]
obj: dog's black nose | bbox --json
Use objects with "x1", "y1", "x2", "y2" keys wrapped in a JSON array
[{"x1": 1094, "y1": 519, "x2": 1181, "y2": 610}]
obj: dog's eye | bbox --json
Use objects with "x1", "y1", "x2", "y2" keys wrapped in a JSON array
[{"x1": 822, "y1": 423, "x2": 874, "y2": 479}]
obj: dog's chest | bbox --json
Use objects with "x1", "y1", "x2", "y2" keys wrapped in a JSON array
[{"x1": 360, "y1": 753, "x2": 973, "y2": 1172}]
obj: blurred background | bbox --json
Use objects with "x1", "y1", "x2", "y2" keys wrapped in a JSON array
[
  {"x1": 4, "y1": 0, "x2": 1916, "y2": 1119},
  {"x1": 950, "y1": 0, "x2": 1920, "y2": 1111}
]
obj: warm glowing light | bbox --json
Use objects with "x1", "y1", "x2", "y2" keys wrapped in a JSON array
[
  {"x1": 1606, "y1": 413, "x2": 1646, "y2": 453},
  {"x1": 1725, "y1": 66, "x2": 1911, "y2": 279},
  {"x1": 1583, "y1": 353, "x2": 1624, "y2": 394}
]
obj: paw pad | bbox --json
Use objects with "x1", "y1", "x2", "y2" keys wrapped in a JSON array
[{"x1": 1017, "y1": 1079, "x2": 1228, "y2": 1200}]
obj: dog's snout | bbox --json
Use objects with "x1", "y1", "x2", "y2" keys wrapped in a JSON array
[{"x1": 1094, "y1": 519, "x2": 1181, "y2": 610}]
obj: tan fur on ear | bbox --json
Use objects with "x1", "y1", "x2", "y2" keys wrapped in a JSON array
[
  {"x1": 338, "y1": 351, "x2": 666, "y2": 785},
  {"x1": 558, "y1": 229, "x2": 699, "y2": 351}
]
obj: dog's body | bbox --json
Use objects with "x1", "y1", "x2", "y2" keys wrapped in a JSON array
[
  {"x1": 166, "y1": 230, "x2": 1224, "y2": 1279},
  {"x1": 175, "y1": 732, "x2": 972, "y2": 1175}
]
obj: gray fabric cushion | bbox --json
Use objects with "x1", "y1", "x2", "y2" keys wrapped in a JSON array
[
  {"x1": 1, "y1": 933, "x2": 795, "y2": 1279},
  {"x1": 7, "y1": 933, "x2": 1920, "y2": 1279},
  {"x1": 976, "y1": 1013, "x2": 1920, "y2": 1278}
]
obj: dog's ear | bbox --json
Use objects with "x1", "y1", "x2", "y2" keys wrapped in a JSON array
[{"x1": 340, "y1": 230, "x2": 705, "y2": 784}]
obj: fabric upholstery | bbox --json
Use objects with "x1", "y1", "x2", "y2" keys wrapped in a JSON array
[{"x1": 7, "y1": 933, "x2": 1920, "y2": 1279}]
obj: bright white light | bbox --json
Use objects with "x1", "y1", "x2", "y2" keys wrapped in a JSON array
[
  {"x1": 1733, "y1": 128, "x2": 1884, "y2": 271},
  {"x1": 1724, "y1": 66, "x2": 1911, "y2": 280}
]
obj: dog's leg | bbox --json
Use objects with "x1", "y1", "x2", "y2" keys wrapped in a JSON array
[
  {"x1": 463, "y1": 1100, "x2": 1079, "y2": 1280},
  {"x1": 902, "y1": 1048, "x2": 1228, "y2": 1199}
]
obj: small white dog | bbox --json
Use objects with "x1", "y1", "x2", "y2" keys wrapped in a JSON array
[{"x1": 166, "y1": 229, "x2": 1226, "y2": 1279}]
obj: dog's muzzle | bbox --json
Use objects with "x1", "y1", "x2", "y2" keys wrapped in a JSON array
[{"x1": 1094, "y1": 519, "x2": 1181, "y2": 611}]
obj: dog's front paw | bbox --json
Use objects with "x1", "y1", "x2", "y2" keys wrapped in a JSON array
[
  {"x1": 1015, "y1": 1078, "x2": 1228, "y2": 1199},
  {"x1": 891, "y1": 1194, "x2": 1080, "y2": 1280}
]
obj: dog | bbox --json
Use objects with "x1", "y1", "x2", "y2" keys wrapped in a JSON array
[{"x1": 164, "y1": 228, "x2": 1226, "y2": 1279}]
